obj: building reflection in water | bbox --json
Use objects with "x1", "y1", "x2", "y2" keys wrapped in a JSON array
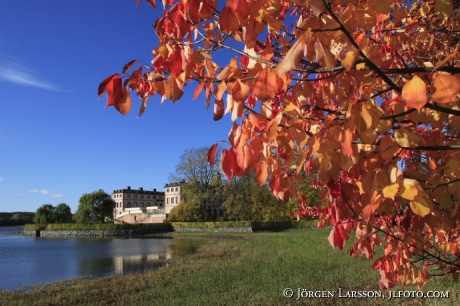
[{"x1": 113, "y1": 253, "x2": 169, "y2": 275}]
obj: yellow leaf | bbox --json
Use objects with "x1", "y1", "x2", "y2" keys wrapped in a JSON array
[
  {"x1": 431, "y1": 73, "x2": 460, "y2": 103},
  {"x1": 435, "y1": 0, "x2": 453, "y2": 19},
  {"x1": 400, "y1": 179, "x2": 422, "y2": 201},
  {"x1": 401, "y1": 76, "x2": 427, "y2": 112},
  {"x1": 410, "y1": 194, "x2": 433, "y2": 217},
  {"x1": 379, "y1": 135, "x2": 399, "y2": 160},
  {"x1": 341, "y1": 50, "x2": 358, "y2": 71},
  {"x1": 394, "y1": 128, "x2": 419, "y2": 148},
  {"x1": 283, "y1": 103, "x2": 298, "y2": 113},
  {"x1": 382, "y1": 183, "x2": 399, "y2": 200}
]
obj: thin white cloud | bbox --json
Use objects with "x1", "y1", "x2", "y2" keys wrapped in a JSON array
[
  {"x1": 0, "y1": 177, "x2": 5, "y2": 181},
  {"x1": 28, "y1": 189, "x2": 63, "y2": 198},
  {"x1": 0, "y1": 59, "x2": 61, "y2": 91}
]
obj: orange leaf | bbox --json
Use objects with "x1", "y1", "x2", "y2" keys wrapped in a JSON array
[
  {"x1": 164, "y1": 75, "x2": 184, "y2": 102},
  {"x1": 207, "y1": 143, "x2": 218, "y2": 168},
  {"x1": 231, "y1": 79, "x2": 250, "y2": 102},
  {"x1": 253, "y1": 68, "x2": 284, "y2": 101},
  {"x1": 401, "y1": 76, "x2": 427, "y2": 112},
  {"x1": 315, "y1": 41, "x2": 336, "y2": 70},
  {"x1": 431, "y1": 73, "x2": 460, "y2": 103},
  {"x1": 115, "y1": 87, "x2": 132, "y2": 116},
  {"x1": 341, "y1": 129, "x2": 354, "y2": 157},
  {"x1": 276, "y1": 40, "x2": 303, "y2": 75},
  {"x1": 255, "y1": 160, "x2": 268, "y2": 186},
  {"x1": 214, "y1": 81, "x2": 227, "y2": 101},
  {"x1": 193, "y1": 82, "x2": 205, "y2": 100}
]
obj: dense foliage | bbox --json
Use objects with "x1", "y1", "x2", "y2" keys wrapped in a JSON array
[
  {"x1": 75, "y1": 190, "x2": 115, "y2": 223},
  {"x1": 34, "y1": 203, "x2": 72, "y2": 224},
  {"x1": 100, "y1": 0, "x2": 460, "y2": 288}
]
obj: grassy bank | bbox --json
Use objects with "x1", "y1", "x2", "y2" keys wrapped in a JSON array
[{"x1": 1, "y1": 230, "x2": 458, "y2": 305}]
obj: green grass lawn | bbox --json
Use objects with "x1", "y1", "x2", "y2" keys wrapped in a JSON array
[{"x1": 1, "y1": 229, "x2": 458, "y2": 305}]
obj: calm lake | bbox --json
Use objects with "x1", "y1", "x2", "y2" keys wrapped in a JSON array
[{"x1": 0, "y1": 227, "x2": 208, "y2": 291}]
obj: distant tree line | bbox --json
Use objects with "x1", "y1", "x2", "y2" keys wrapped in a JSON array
[{"x1": 0, "y1": 212, "x2": 35, "y2": 226}]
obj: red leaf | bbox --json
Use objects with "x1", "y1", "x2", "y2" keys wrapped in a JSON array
[
  {"x1": 146, "y1": 0, "x2": 156, "y2": 8},
  {"x1": 220, "y1": 6, "x2": 240, "y2": 33},
  {"x1": 169, "y1": 48, "x2": 185, "y2": 78},
  {"x1": 98, "y1": 73, "x2": 120, "y2": 98},
  {"x1": 207, "y1": 143, "x2": 218, "y2": 168},
  {"x1": 122, "y1": 60, "x2": 138, "y2": 73},
  {"x1": 214, "y1": 99, "x2": 224, "y2": 121},
  {"x1": 105, "y1": 78, "x2": 124, "y2": 108}
]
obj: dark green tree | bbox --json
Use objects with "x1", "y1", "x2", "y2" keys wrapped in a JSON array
[
  {"x1": 75, "y1": 190, "x2": 115, "y2": 223},
  {"x1": 34, "y1": 204, "x2": 56, "y2": 224},
  {"x1": 54, "y1": 203, "x2": 73, "y2": 223}
]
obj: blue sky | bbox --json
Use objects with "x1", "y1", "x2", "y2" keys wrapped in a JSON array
[{"x1": 0, "y1": 1, "x2": 233, "y2": 213}]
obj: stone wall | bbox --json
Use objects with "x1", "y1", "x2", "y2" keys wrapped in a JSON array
[
  {"x1": 36, "y1": 228, "x2": 170, "y2": 237},
  {"x1": 23, "y1": 227, "x2": 253, "y2": 237}
]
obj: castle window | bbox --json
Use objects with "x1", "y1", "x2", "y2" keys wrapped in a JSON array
[
  {"x1": 171, "y1": 197, "x2": 175, "y2": 204},
  {"x1": 176, "y1": 197, "x2": 179, "y2": 204},
  {"x1": 128, "y1": 194, "x2": 131, "y2": 198},
  {"x1": 167, "y1": 198, "x2": 169, "y2": 204},
  {"x1": 175, "y1": 187, "x2": 178, "y2": 192}
]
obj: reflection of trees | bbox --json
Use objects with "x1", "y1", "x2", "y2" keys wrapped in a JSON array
[{"x1": 167, "y1": 238, "x2": 206, "y2": 258}]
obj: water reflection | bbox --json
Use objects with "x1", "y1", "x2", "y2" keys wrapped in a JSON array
[{"x1": 0, "y1": 233, "x2": 209, "y2": 291}]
